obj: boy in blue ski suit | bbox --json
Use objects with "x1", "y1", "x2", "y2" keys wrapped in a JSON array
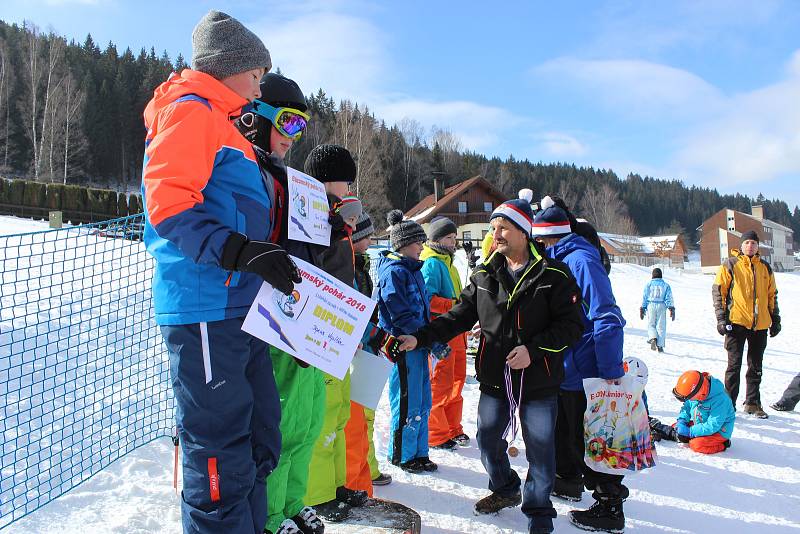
[
  {"x1": 640, "y1": 267, "x2": 674, "y2": 352},
  {"x1": 376, "y1": 209, "x2": 436, "y2": 473},
  {"x1": 532, "y1": 198, "x2": 627, "y2": 533},
  {"x1": 142, "y1": 11, "x2": 300, "y2": 534}
]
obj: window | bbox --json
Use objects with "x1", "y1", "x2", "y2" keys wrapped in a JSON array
[
  {"x1": 458, "y1": 201, "x2": 468, "y2": 213},
  {"x1": 483, "y1": 201, "x2": 493, "y2": 212},
  {"x1": 463, "y1": 231, "x2": 472, "y2": 241}
]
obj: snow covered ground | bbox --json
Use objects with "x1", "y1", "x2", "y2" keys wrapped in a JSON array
[{"x1": 2, "y1": 215, "x2": 800, "y2": 533}]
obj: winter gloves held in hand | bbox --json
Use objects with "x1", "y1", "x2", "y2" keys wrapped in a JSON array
[
  {"x1": 221, "y1": 232, "x2": 301, "y2": 295},
  {"x1": 641, "y1": 307, "x2": 676, "y2": 321},
  {"x1": 717, "y1": 322, "x2": 731, "y2": 336},
  {"x1": 430, "y1": 342, "x2": 452, "y2": 361},
  {"x1": 676, "y1": 420, "x2": 691, "y2": 442},
  {"x1": 366, "y1": 326, "x2": 403, "y2": 362},
  {"x1": 770, "y1": 320, "x2": 781, "y2": 338}
]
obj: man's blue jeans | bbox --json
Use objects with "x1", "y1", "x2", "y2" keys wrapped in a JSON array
[{"x1": 476, "y1": 391, "x2": 558, "y2": 531}]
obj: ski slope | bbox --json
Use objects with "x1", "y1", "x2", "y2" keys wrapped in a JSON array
[{"x1": 2, "y1": 215, "x2": 799, "y2": 534}]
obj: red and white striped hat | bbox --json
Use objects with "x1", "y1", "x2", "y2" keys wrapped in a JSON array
[
  {"x1": 489, "y1": 199, "x2": 534, "y2": 236},
  {"x1": 531, "y1": 195, "x2": 572, "y2": 237}
]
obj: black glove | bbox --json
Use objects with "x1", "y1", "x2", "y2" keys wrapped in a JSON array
[
  {"x1": 639, "y1": 307, "x2": 646, "y2": 320},
  {"x1": 770, "y1": 322, "x2": 781, "y2": 338},
  {"x1": 677, "y1": 433, "x2": 691, "y2": 444},
  {"x1": 221, "y1": 232, "x2": 300, "y2": 295},
  {"x1": 366, "y1": 326, "x2": 403, "y2": 362},
  {"x1": 716, "y1": 322, "x2": 730, "y2": 336},
  {"x1": 669, "y1": 307, "x2": 675, "y2": 321}
]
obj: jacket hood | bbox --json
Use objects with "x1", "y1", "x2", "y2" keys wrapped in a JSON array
[
  {"x1": 705, "y1": 375, "x2": 727, "y2": 401},
  {"x1": 548, "y1": 233, "x2": 600, "y2": 263},
  {"x1": 144, "y1": 68, "x2": 249, "y2": 128},
  {"x1": 420, "y1": 243, "x2": 453, "y2": 264},
  {"x1": 731, "y1": 248, "x2": 761, "y2": 263},
  {"x1": 377, "y1": 249, "x2": 423, "y2": 278}
]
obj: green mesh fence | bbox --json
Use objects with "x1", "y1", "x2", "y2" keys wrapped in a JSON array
[{"x1": 0, "y1": 214, "x2": 172, "y2": 529}]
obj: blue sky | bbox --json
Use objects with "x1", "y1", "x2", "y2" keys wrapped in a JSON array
[{"x1": 4, "y1": 0, "x2": 800, "y2": 209}]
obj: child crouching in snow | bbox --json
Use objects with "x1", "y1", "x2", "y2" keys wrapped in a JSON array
[{"x1": 661, "y1": 370, "x2": 735, "y2": 454}]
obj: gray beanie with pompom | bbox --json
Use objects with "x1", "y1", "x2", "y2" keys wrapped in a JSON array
[{"x1": 387, "y1": 209, "x2": 427, "y2": 251}]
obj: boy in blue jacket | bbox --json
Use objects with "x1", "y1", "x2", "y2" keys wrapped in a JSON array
[
  {"x1": 640, "y1": 268, "x2": 675, "y2": 352},
  {"x1": 532, "y1": 197, "x2": 627, "y2": 534},
  {"x1": 673, "y1": 370, "x2": 735, "y2": 454},
  {"x1": 376, "y1": 209, "x2": 435, "y2": 474}
]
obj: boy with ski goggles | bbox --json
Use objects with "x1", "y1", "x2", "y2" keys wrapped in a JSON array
[{"x1": 250, "y1": 100, "x2": 310, "y2": 140}]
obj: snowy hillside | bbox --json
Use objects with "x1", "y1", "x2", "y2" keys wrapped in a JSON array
[{"x1": 2, "y1": 216, "x2": 799, "y2": 534}]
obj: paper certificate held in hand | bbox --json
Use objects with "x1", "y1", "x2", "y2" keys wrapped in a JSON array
[
  {"x1": 287, "y1": 167, "x2": 331, "y2": 246},
  {"x1": 242, "y1": 256, "x2": 376, "y2": 379}
]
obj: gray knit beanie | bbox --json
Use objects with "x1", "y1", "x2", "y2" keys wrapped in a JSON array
[
  {"x1": 387, "y1": 209, "x2": 427, "y2": 251},
  {"x1": 352, "y1": 212, "x2": 374, "y2": 243},
  {"x1": 428, "y1": 216, "x2": 457, "y2": 243},
  {"x1": 192, "y1": 10, "x2": 271, "y2": 80}
]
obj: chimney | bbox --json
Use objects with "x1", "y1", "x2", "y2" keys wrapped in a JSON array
[
  {"x1": 752, "y1": 205, "x2": 764, "y2": 220},
  {"x1": 432, "y1": 171, "x2": 446, "y2": 204}
]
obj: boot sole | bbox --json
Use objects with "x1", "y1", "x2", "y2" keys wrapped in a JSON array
[
  {"x1": 568, "y1": 512, "x2": 624, "y2": 533},
  {"x1": 551, "y1": 491, "x2": 582, "y2": 502}
]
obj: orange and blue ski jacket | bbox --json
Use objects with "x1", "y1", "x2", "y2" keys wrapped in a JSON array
[{"x1": 141, "y1": 69, "x2": 273, "y2": 325}]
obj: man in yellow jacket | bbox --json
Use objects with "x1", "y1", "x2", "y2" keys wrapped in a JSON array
[{"x1": 712, "y1": 230, "x2": 781, "y2": 419}]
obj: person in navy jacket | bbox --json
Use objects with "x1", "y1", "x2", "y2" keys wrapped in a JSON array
[{"x1": 532, "y1": 196, "x2": 628, "y2": 534}]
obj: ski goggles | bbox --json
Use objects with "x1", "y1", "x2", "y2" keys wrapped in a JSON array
[{"x1": 251, "y1": 100, "x2": 310, "y2": 140}]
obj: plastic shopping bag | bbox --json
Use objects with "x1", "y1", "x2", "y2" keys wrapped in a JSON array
[{"x1": 583, "y1": 376, "x2": 657, "y2": 475}]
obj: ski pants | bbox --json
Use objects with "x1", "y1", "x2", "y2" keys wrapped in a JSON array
[
  {"x1": 776, "y1": 372, "x2": 800, "y2": 410},
  {"x1": 724, "y1": 325, "x2": 768, "y2": 406},
  {"x1": 345, "y1": 401, "x2": 374, "y2": 496},
  {"x1": 555, "y1": 389, "x2": 628, "y2": 501},
  {"x1": 265, "y1": 349, "x2": 326, "y2": 533},
  {"x1": 646, "y1": 302, "x2": 668, "y2": 349},
  {"x1": 477, "y1": 391, "x2": 558, "y2": 533},
  {"x1": 161, "y1": 318, "x2": 281, "y2": 534},
  {"x1": 388, "y1": 349, "x2": 432, "y2": 465},
  {"x1": 689, "y1": 433, "x2": 730, "y2": 455},
  {"x1": 365, "y1": 407, "x2": 380, "y2": 479},
  {"x1": 305, "y1": 371, "x2": 351, "y2": 506},
  {"x1": 428, "y1": 333, "x2": 467, "y2": 447}
]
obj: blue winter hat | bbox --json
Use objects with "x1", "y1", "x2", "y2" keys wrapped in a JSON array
[
  {"x1": 489, "y1": 199, "x2": 534, "y2": 236},
  {"x1": 531, "y1": 195, "x2": 572, "y2": 238}
]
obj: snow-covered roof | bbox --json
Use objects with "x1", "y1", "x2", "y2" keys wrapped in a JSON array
[{"x1": 598, "y1": 233, "x2": 681, "y2": 254}]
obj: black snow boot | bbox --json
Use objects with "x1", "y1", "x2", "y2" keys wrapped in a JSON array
[
  {"x1": 648, "y1": 338, "x2": 657, "y2": 351},
  {"x1": 551, "y1": 476, "x2": 583, "y2": 502},
  {"x1": 569, "y1": 495, "x2": 625, "y2": 533},
  {"x1": 336, "y1": 486, "x2": 368, "y2": 507},
  {"x1": 290, "y1": 506, "x2": 325, "y2": 534},
  {"x1": 431, "y1": 438, "x2": 459, "y2": 450}
]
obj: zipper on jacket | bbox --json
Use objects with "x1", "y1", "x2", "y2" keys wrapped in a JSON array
[
  {"x1": 543, "y1": 355, "x2": 551, "y2": 376},
  {"x1": 751, "y1": 262, "x2": 757, "y2": 330}
]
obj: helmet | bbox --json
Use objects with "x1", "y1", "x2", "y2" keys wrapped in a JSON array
[
  {"x1": 673, "y1": 370, "x2": 710, "y2": 402},
  {"x1": 234, "y1": 73, "x2": 307, "y2": 150},
  {"x1": 259, "y1": 73, "x2": 307, "y2": 111},
  {"x1": 623, "y1": 356, "x2": 648, "y2": 385}
]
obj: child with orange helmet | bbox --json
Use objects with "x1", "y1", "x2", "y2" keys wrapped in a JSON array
[{"x1": 672, "y1": 370, "x2": 736, "y2": 454}]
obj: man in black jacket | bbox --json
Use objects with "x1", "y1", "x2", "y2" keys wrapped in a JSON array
[{"x1": 398, "y1": 198, "x2": 585, "y2": 534}]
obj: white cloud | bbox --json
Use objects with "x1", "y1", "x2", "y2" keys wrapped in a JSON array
[
  {"x1": 535, "y1": 57, "x2": 723, "y2": 119},
  {"x1": 249, "y1": 11, "x2": 388, "y2": 104},
  {"x1": 535, "y1": 132, "x2": 588, "y2": 158},
  {"x1": 673, "y1": 49, "x2": 800, "y2": 187},
  {"x1": 249, "y1": 6, "x2": 522, "y2": 155}
]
